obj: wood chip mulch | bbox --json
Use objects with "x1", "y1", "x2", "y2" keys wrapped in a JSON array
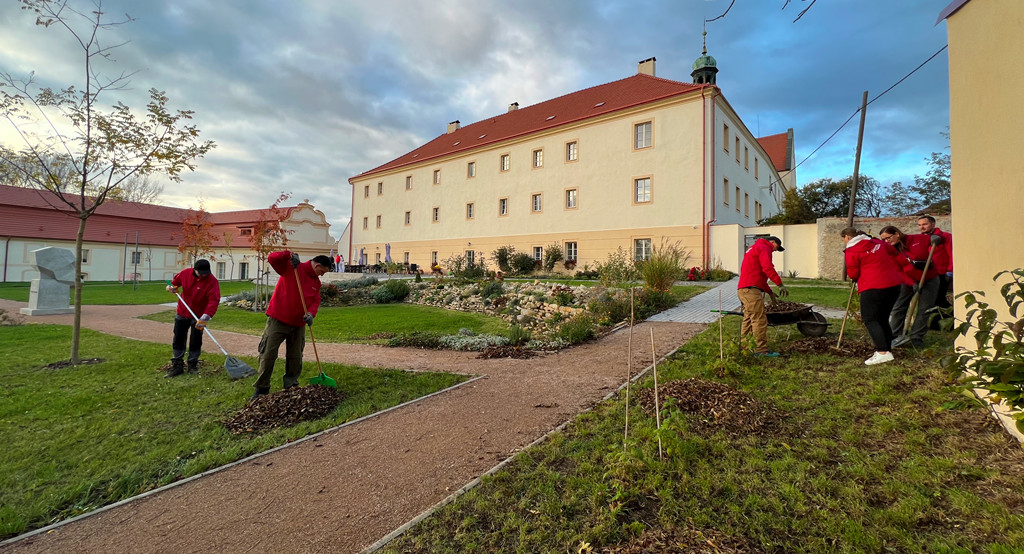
[
  {"x1": 785, "y1": 336, "x2": 876, "y2": 358},
  {"x1": 477, "y1": 345, "x2": 536, "y2": 359},
  {"x1": 635, "y1": 378, "x2": 782, "y2": 436},
  {"x1": 45, "y1": 358, "x2": 105, "y2": 370},
  {"x1": 765, "y1": 300, "x2": 809, "y2": 314},
  {"x1": 224, "y1": 385, "x2": 344, "y2": 434},
  {"x1": 600, "y1": 527, "x2": 765, "y2": 554}
]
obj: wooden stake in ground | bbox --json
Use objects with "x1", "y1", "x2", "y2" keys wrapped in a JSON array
[
  {"x1": 650, "y1": 328, "x2": 663, "y2": 461},
  {"x1": 836, "y1": 281, "x2": 857, "y2": 349},
  {"x1": 719, "y1": 289, "x2": 724, "y2": 360},
  {"x1": 624, "y1": 287, "x2": 634, "y2": 449},
  {"x1": 843, "y1": 90, "x2": 869, "y2": 282}
]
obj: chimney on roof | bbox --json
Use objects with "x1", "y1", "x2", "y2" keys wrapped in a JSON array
[
  {"x1": 508, "y1": 102, "x2": 519, "y2": 112},
  {"x1": 446, "y1": 120, "x2": 461, "y2": 134},
  {"x1": 638, "y1": 57, "x2": 656, "y2": 76}
]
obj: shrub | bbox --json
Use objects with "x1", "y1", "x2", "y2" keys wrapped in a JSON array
[
  {"x1": 543, "y1": 243, "x2": 564, "y2": 272},
  {"x1": 372, "y1": 286, "x2": 396, "y2": 304},
  {"x1": 635, "y1": 288, "x2": 676, "y2": 319},
  {"x1": 563, "y1": 259, "x2": 577, "y2": 271},
  {"x1": 444, "y1": 252, "x2": 487, "y2": 281},
  {"x1": 383, "y1": 279, "x2": 410, "y2": 301},
  {"x1": 557, "y1": 314, "x2": 595, "y2": 345},
  {"x1": 587, "y1": 291, "x2": 632, "y2": 325},
  {"x1": 438, "y1": 334, "x2": 510, "y2": 351},
  {"x1": 595, "y1": 247, "x2": 639, "y2": 287},
  {"x1": 640, "y1": 241, "x2": 691, "y2": 291},
  {"x1": 320, "y1": 283, "x2": 340, "y2": 301},
  {"x1": 480, "y1": 281, "x2": 504, "y2": 299},
  {"x1": 331, "y1": 276, "x2": 378, "y2": 289},
  {"x1": 551, "y1": 285, "x2": 574, "y2": 306},
  {"x1": 414, "y1": 272, "x2": 423, "y2": 283},
  {"x1": 507, "y1": 325, "x2": 532, "y2": 346},
  {"x1": 492, "y1": 245, "x2": 516, "y2": 273},
  {"x1": 575, "y1": 265, "x2": 600, "y2": 280},
  {"x1": 385, "y1": 331, "x2": 442, "y2": 349},
  {"x1": 526, "y1": 337, "x2": 569, "y2": 351},
  {"x1": 509, "y1": 252, "x2": 536, "y2": 275}
]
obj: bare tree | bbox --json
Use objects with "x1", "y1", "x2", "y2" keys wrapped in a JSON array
[
  {"x1": 109, "y1": 174, "x2": 164, "y2": 204},
  {"x1": 222, "y1": 231, "x2": 236, "y2": 281},
  {"x1": 0, "y1": 1, "x2": 215, "y2": 363}
]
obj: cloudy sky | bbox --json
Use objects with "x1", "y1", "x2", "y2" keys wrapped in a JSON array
[{"x1": 0, "y1": 0, "x2": 953, "y2": 238}]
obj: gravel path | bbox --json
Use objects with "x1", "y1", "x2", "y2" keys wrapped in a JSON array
[{"x1": 0, "y1": 300, "x2": 702, "y2": 553}]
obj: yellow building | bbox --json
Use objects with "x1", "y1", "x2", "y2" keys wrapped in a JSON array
[{"x1": 348, "y1": 51, "x2": 790, "y2": 271}]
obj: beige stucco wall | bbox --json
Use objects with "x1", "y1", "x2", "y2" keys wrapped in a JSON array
[
  {"x1": 816, "y1": 216, "x2": 953, "y2": 280},
  {"x1": 713, "y1": 101, "x2": 785, "y2": 226},
  {"x1": 709, "y1": 223, "x2": 817, "y2": 278}
]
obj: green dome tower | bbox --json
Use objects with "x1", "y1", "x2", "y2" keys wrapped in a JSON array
[{"x1": 691, "y1": 30, "x2": 719, "y2": 85}]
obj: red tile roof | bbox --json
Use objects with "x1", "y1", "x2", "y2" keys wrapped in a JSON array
[
  {"x1": 757, "y1": 132, "x2": 790, "y2": 172},
  {"x1": 0, "y1": 184, "x2": 295, "y2": 246},
  {"x1": 352, "y1": 74, "x2": 705, "y2": 181}
]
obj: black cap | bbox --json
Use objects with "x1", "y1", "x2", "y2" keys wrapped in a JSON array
[
  {"x1": 767, "y1": 236, "x2": 785, "y2": 252},
  {"x1": 194, "y1": 259, "x2": 212, "y2": 276}
]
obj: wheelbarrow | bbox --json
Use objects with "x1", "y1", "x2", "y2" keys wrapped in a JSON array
[{"x1": 713, "y1": 304, "x2": 830, "y2": 337}]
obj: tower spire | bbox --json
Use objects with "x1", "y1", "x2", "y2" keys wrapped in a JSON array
[
  {"x1": 702, "y1": 23, "x2": 707, "y2": 55},
  {"x1": 691, "y1": 26, "x2": 718, "y2": 85}
]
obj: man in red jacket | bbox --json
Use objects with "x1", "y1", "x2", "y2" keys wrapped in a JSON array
[
  {"x1": 878, "y1": 226, "x2": 943, "y2": 348},
  {"x1": 252, "y1": 251, "x2": 332, "y2": 399},
  {"x1": 165, "y1": 259, "x2": 221, "y2": 378},
  {"x1": 737, "y1": 236, "x2": 789, "y2": 356},
  {"x1": 917, "y1": 215, "x2": 953, "y2": 310}
]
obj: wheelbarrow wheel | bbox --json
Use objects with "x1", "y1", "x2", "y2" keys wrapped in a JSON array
[{"x1": 796, "y1": 312, "x2": 829, "y2": 337}]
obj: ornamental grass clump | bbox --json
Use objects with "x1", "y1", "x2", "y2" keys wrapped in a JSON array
[
  {"x1": 372, "y1": 279, "x2": 411, "y2": 304},
  {"x1": 640, "y1": 241, "x2": 691, "y2": 292},
  {"x1": 507, "y1": 324, "x2": 532, "y2": 346}
]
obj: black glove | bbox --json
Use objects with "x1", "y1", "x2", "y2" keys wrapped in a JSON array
[
  {"x1": 303, "y1": 312, "x2": 314, "y2": 326},
  {"x1": 776, "y1": 284, "x2": 789, "y2": 298},
  {"x1": 290, "y1": 253, "x2": 301, "y2": 268},
  {"x1": 911, "y1": 260, "x2": 927, "y2": 270},
  {"x1": 930, "y1": 234, "x2": 943, "y2": 246}
]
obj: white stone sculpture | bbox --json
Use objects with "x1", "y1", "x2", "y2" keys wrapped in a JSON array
[{"x1": 20, "y1": 247, "x2": 76, "y2": 316}]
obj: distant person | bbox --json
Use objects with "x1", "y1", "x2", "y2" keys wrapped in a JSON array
[
  {"x1": 165, "y1": 259, "x2": 221, "y2": 377},
  {"x1": 252, "y1": 251, "x2": 332, "y2": 400},
  {"x1": 917, "y1": 215, "x2": 953, "y2": 310},
  {"x1": 842, "y1": 228, "x2": 914, "y2": 365},
  {"x1": 878, "y1": 226, "x2": 944, "y2": 348},
  {"x1": 737, "y1": 236, "x2": 789, "y2": 356},
  {"x1": 335, "y1": 254, "x2": 341, "y2": 272}
]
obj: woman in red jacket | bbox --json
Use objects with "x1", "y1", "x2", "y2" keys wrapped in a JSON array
[
  {"x1": 843, "y1": 228, "x2": 913, "y2": 365},
  {"x1": 878, "y1": 225, "x2": 943, "y2": 348}
]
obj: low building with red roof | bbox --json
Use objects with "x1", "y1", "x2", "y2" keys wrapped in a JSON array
[
  {"x1": 0, "y1": 184, "x2": 336, "y2": 282},
  {"x1": 348, "y1": 49, "x2": 794, "y2": 270}
]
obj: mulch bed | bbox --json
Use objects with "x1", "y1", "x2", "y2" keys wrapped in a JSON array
[
  {"x1": 45, "y1": 358, "x2": 105, "y2": 370},
  {"x1": 765, "y1": 300, "x2": 809, "y2": 314},
  {"x1": 477, "y1": 345, "x2": 536, "y2": 359},
  {"x1": 600, "y1": 527, "x2": 765, "y2": 554},
  {"x1": 785, "y1": 336, "x2": 876, "y2": 358},
  {"x1": 635, "y1": 378, "x2": 782, "y2": 436},
  {"x1": 224, "y1": 385, "x2": 344, "y2": 434}
]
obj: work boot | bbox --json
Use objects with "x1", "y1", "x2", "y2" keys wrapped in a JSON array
[
  {"x1": 165, "y1": 359, "x2": 185, "y2": 378},
  {"x1": 250, "y1": 387, "x2": 270, "y2": 401},
  {"x1": 891, "y1": 335, "x2": 912, "y2": 348},
  {"x1": 187, "y1": 360, "x2": 200, "y2": 375}
]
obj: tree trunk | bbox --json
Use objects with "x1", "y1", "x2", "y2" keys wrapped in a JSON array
[{"x1": 71, "y1": 215, "x2": 87, "y2": 364}]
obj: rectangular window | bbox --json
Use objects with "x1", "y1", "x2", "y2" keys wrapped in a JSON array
[
  {"x1": 723, "y1": 124, "x2": 730, "y2": 151},
  {"x1": 634, "y1": 122, "x2": 652, "y2": 149},
  {"x1": 466, "y1": 250, "x2": 475, "y2": 265},
  {"x1": 130, "y1": 251, "x2": 142, "y2": 264},
  {"x1": 431, "y1": 251, "x2": 438, "y2": 265},
  {"x1": 532, "y1": 149, "x2": 543, "y2": 168},
  {"x1": 406, "y1": 175, "x2": 413, "y2": 189},
  {"x1": 499, "y1": 197, "x2": 508, "y2": 216},
  {"x1": 433, "y1": 169, "x2": 441, "y2": 184},
  {"x1": 565, "y1": 188, "x2": 578, "y2": 209},
  {"x1": 634, "y1": 238, "x2": 652, "y2": 262},
  {"x1": 735, "y1": 138, "x2": 740, "y2": 162},
  {"x1": 404, "y1": 211, "x2": 411, "y2": 226},
  {"x1": 466, "y1": 203, "x2": 475, "y2": 219},
  {"x1": 500, "y1": 154, "x2": 510, "y2": 172},
  {"x1": 432, "y1": 207, "x2": 440, "y2": 222},
  {"x1": 239, "y1": 262, "x2": 248, "y2": 280},
  {"x1": 744, "y1": 147, "x2": 749, "y2": 170},
  {"x1": 566, "y1": 141, "x2": 578, "y2": 162},
  {"x1": 735, "y1": 187, "x2": 741, "y2": 212},
  {"x1": 404, "y1": 252, "x2": 410, "y2": 264},
  {"x1": 744, "y1": 193, "x2": 749, "y2": 218},
  {"x1": 532, "y1": 193, "x2": 542, "y2": 212},
  {"x1": 376, "y1": 215, "x2": 382, "y2": 228},
  {"x1": 240, "y1": 228, "x2": 253, "y2": 236},
  {"x1": 533, "y1": 246, "x2": 543, "y2": 261},
  {"x1": 216, "y1": 262, "x2": 226, "y2": 279},
  {"x1": 565, "y1": 241, "x2": 578, "y2": 261},
  {"x1": 81, "y1": 249, "x2": 90, "y2": 263},
  {"x1": 723, "y1": 178, "x2": 729, "y2": 205},
  {"x1": 467, "y1": 161, "x2": 476, "y2": 178},
  {"x1": 363, "y1": 216, "x2": 368, "y2": 229},
  {"x1": 754, "y1": 158, "x2": 759, "y2": 180},
  {"x1": 634, "y1": 177, "x2": 652, "y2": 203},
  {"x1": 755, "y1": 201, "x2": 762, "y2": 221},
  {"x1": 378, "y1": 182, "x2": 383, "y2": 195},
  {"x1": 364, "y1": 185, "x2": 370, "y2": 198},
  {"x1": 376, "y1": 253, "x2": 381, "y2": 264}
]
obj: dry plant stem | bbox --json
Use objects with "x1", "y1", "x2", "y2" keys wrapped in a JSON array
[
  {"x1": 650, "y1": 328, "x2": 663, "y2": 461},
  {"x1": 624, "y1": 287, "x2": 634, "y2": 449},
  {"x1": 719, "y1": 289, "x2": 724, "y2": 360},
  {"x1": 836, "y1": 281, "x2": 857, "y2": 349},
  {"x1": 293, "y1": 267, "x2": 323, "y2": 375}
]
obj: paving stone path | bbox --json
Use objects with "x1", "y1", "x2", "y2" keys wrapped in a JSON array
[
  {"x1": 0, "y1": 299, "x2": 702, "y2": 553},
  {"x1": 649, "y1": 278, "x2": 741, "y2": 324}
]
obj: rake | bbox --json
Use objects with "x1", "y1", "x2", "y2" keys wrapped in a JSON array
[{"x1": 294, "y1": 267, "x2": 336, "y2": 388}]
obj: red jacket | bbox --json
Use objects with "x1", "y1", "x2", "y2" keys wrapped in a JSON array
[
  {"x1": 171, "y1": 269, "x2": 220, "y2": 320},
  {"x1": 844, "y1": 235, "x2": 913, "y2": 291},
  {"x1": 924, "y1": 227, "x2": 953, "y2": 273},
  {"x1": 892, "y1": 234, "x2": 941, "y2": 284},
  {"x1": 738, "y1": 238, "x2": 782, "y2": 293},
  {"x1": 266, "y1": 251, "x2": 322, "y2": 327}
]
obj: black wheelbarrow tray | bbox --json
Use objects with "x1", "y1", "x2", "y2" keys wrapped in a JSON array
[{"x1": 712, "y1": 304, "x2": 830, "y2": 337}]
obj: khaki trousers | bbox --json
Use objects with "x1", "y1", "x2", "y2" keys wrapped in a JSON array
[
  {"x1": 738, "y1": 287, "x2": 769, "y2": 353},
  {"x1": 254, "y1": 316, "x2": 306, "y2": 390}
]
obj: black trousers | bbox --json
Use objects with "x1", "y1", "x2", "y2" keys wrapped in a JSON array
[
  {"x1": 860, "y1": 286, "x2": 901, "y2": 352},
  {"x1": 172, "y1": 314, "x2": 204, "y2": 363},
  {"x1": 890, "y1": 277, "x2": 941, "y2": 343}
]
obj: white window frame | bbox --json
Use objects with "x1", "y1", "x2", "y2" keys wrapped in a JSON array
[
  {"x1": 531, "y1": 193, "x2": 543, "y2": 213},
  {"x1": 466, "y1": 203, "x2": 475, "y2": 220},
  {"x1": 500, "y1": 154, "x2": 510, "y2": 172},
  {"x1": 634, "y1": 239, "x2": 652, "y2": 262},
  {"x1": 565, "y1": 241, "x2": 578, "y2": 261},
  {"x1": 376, "y1": 215, "x2": 382, "y2": 228},
  {"x1": 467, "y1": 161, "x2": 476, "y2": 178},
  {"x1": 406, "y1": 175, "x2": 413, "y2": 189},
  {"x1": 433, "y1": 169, "x2": 441, "y2": 184},
  {"x1": 634, "y1": 177, "x2": 652, "y2": 204},
  {"x1": 532, "y1": 149, "x2": 543, "y2": 168},
  {"x1": 533, "y1": 246, "x2": 543, "y2": 261},
  {"x1": 216, "y1": 261, "x2": 226, "y2": 279},
  {"x1": 565, "y1": 188, "x2": 578, "y2": 209},
  {"x1": 634, "y1": 122, "x2": 652, "y2": 149},
  {"x1": 566, "y1": 141, "x2": 578, "y2": 162},
  {"x1": 377, "y1": 182, "x2": 383, "y2": 195},
  {"x1": 466, "y1": 250, "x2": 475, "y2": 265},
  {"x1": 499, "y1": 198, "x2": 508, "y2": 216}
]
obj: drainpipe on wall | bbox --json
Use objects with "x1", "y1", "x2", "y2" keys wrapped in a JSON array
[
  {"x1": 704, "y1": 89, "x2": 718, "y2": 267},
  {"x1": 2, "y1": 236, "x2": 10, "y2": 283}
]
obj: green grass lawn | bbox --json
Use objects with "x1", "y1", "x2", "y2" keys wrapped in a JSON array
[
  {"x1": 385, "y1": 321, "x2": 1024, "y2": 553},
  {"x1": 142, "y1": 303, "x2": 510, "y2": 342},
  {"x1": 670, "y1": 285, "x2": 711, "y2": 303},
  {"x1": 0, "y1": 280, "x2": 255, "y2": 305},
  {"x1": 0, "y1": 324, "x2": 467, "y2": 539},
  {"x1": 786, "y1": 285, "x2": 857, "y2": 310}
]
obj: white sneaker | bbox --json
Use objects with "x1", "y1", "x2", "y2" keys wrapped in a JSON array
[{"x1": 864, "y1": 351, "x2": 895, "y2": 366}]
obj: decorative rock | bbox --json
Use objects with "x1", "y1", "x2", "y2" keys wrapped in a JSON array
[{"x1": 20, "y1": 246, "x2": 76, "y2": 316}]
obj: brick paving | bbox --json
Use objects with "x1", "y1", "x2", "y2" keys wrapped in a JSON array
[{"x1": 649, "y1": 278, "x2": 741, "y2": 324}]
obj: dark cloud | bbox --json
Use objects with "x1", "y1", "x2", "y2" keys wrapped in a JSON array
[{"x1": 0, "y1": 0, "x2": 952, "y2": 235}]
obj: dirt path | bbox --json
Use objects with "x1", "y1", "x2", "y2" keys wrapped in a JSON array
[{"x1": 0, "y1": 300, "x2": 701, "y2": 553}]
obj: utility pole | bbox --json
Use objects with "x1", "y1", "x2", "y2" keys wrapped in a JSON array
[
  {"x1": 132, "y1": 231, "x2": 139, "y2": 291},
  {"x1": 122, "y1": 233, "x2": 129, "y2": 286},
  {"x1": 844, "y1": 91, "x2": 869, "y2": 281}
]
